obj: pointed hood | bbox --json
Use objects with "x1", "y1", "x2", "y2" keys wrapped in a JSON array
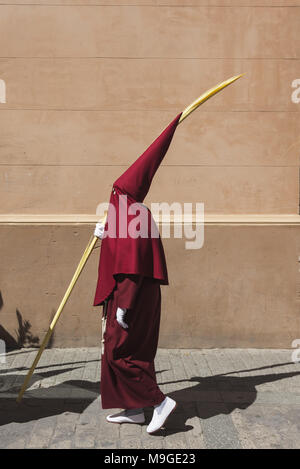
[
  {"x1": 113, "y1": 113, "x2": 182, "y2": 202},
  {"x1": 94, "y1": 112, "x2": 182, "y2": 306}
]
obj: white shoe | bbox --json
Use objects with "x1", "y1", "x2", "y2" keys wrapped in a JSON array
[
  {"x1": 147, "y1": 397, "x2": 177, "y2": 434},
  {"x1": 106, "y1": 409, "x2": 145, "y2": 424}
]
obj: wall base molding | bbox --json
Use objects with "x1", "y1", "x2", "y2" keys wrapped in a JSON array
[{"x1": 0, "y1": 213, "x2": 300, "y2": 226}]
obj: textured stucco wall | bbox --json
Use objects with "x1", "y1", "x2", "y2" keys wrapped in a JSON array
[
  {"x1": 0, "y1": 1, "x2": 300, "y2": 348},
  {"x1": 0, "y1": 220, "x2": 299, "y2": 349},
  {"x1": 0, "y1": 1, "x2": 299, "y2": 214}
]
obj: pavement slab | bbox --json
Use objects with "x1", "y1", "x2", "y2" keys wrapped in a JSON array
[{"x1": 0, "y1": 347, "x2": 299, "y2": 449}]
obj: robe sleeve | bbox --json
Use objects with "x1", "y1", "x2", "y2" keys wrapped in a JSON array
[{"x1": 115, "y1": 274, "x2": 143, "y2": 310}]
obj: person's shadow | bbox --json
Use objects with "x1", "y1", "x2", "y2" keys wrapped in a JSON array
[
  {"x1": 149, "y1": 362, "x2": 300, "y2": 436},
  {"x1": 1, "y1": 361, "x2": 300, "y2": 437}
]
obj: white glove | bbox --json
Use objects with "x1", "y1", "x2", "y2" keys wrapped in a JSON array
[
  {"x1": 116, "y1": 307, "x2": 128, "y2": 329},
  {"x1": 94, "y1": 221, "x2": 105, "y2": 239}
]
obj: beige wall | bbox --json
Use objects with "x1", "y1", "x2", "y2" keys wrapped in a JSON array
[
  {"x1": 1, "y1": 219, "x2": 300, "y2": 349},
  {"x1": 0, "y1": 1, "x2": 299, "y2": 214},
  {"x1": 1, "y1": 1, "x2": 300, "y2": 348}
]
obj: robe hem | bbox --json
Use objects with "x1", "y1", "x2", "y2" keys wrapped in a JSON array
[{"x1": 101, "y1": 396, "x2": 165, "y2": 410}]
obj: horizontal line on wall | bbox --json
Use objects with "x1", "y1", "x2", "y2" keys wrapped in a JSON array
[
  {"x1": 0, "y1": 57, "x2": 299, "y2": 60},
  {"x1": 1, "y1": 214, "x2": 300, "y2": 226},
  {"x1": 0, "y1": 109, "x2": 299, "y2": 113},
  {"x1": 0, "y1": 164, "x2": 299, "y2": 168},
  {"x1": 0, "y1": 4, "x2": 299, "y2": 8}
]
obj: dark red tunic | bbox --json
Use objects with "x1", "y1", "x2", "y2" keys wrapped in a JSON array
[{"x1": 100, "y1": 274, "x2": 165, "y2": 409}]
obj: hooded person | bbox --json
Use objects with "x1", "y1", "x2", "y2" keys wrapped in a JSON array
[{"x1": 93, "y1": 113, "x2": 182, "y2": 434}]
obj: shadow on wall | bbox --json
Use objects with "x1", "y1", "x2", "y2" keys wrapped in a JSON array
[{"x1": 0, "y1": 290, "x2": 54, "y2": 350}]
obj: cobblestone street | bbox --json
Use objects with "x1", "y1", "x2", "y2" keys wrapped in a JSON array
[{"x1": 0, "y1": 348, "x2": 300, "y2": 449}]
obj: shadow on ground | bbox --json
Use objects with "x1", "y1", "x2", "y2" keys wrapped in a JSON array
[
  {"x1": 0, "y1": 367, "x2": 98, "y2": 426},
  {"x1": 0, "y1": 361, "x2": 300, "y2": 436},
  {"x1": 151, "y1": 365, "x2": 300, "y2": 436}
]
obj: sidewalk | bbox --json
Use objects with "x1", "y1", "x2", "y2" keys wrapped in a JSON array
[{"x1": 0, "y1": 347, "x2": 299, "y2": 449}]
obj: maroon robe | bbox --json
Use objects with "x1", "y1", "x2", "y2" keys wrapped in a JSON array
[
  {"x1": 100, "y1": 274, "x2": 165, "y2": 409},
  {"x1": 94, "y1": 114, "x2": 182, "y2": 410}
]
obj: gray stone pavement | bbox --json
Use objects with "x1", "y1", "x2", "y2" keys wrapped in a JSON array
[{"x1": 0, "y1": 347, "x2": 300, "y2": 449}]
